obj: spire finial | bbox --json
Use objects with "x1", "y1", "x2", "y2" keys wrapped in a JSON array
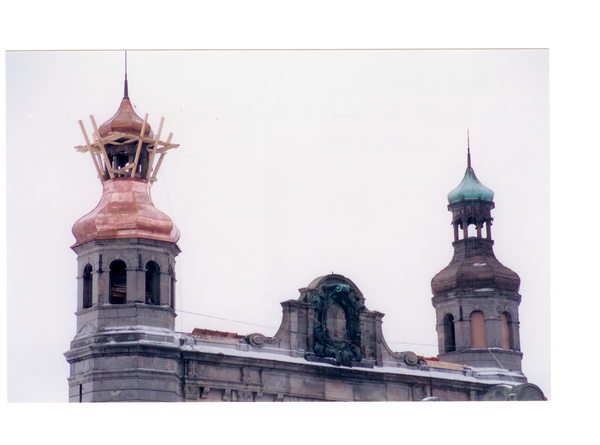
[
  {"x1": 124, "y1": 51, "x2": 129, "y2": 99},
  {"x1": 467, "y1": 129, "x2": 471, "y2": 168}
]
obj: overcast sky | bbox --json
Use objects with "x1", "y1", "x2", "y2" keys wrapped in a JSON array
[
  {"x1": 5, "y1": 2, "x2": 600, "y2": 443},
  {"x1": 6, "y1": 48, "x2": 550, "y2": 401}
]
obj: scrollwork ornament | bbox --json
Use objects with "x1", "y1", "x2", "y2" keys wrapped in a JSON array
[
  {"x1": 245, "y1": 333, "x2": 266, "y2": 347},
  {"x1": 403, "y1": 351, "x2": 419, "y2": 366},
  {"x1": 309, "y1": 282, "x2": 362, "y2": 367}
]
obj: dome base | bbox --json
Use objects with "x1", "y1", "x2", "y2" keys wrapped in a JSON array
[{"x1": 72, "y1": 178, "x2": 180, "y2": 247}]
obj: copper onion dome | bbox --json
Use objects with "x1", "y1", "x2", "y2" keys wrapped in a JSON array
[
  {"x1": 447, "y1": 166, "x2": 494, "y2": 204},
  {"x1": 71, "y1": 178, "x2": 180, "y2": 247},
  {"x1": 447, "y1": 140, "x2": 494, "y2": 204},
  {"x1": 98, "y1": 97, "x2": 154, "y2": 139}
]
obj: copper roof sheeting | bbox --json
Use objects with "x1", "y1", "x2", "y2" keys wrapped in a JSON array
[
  {"x1": 191, "y1": 329, "x2": 244, "y2": 339},
  {"x1": 191, "y1": 329, "x2": 244, "y2": 345},
  {"x1": 71, "y1": 178, "x2": 180, "y2": 246}
]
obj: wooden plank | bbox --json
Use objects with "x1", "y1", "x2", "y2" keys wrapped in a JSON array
[
  {"x1": 130, "y1": 113, "x2": 148, "y2": 178},
  {"x1": 75, "y1": 142, "x2": 105, "y2": 153},
  {"x1": 100, "y1": 133, "x2": 151, "y2": 146},
  {"x1": 147, "y1": 116, "x2": 164, "y2": 179},
  {"x1": 150, "y1": 132, "x2": 173, "y2": 180},
  {"x1": 105, "y1": 132, "x2": 129, "y2": 142},
  {"x1": 94, "y1": 152, "x2": 106, "y2": 178},
  {"x1": 98, "y1": 133, "x2": 127, "y2": 145},
  {"x1": 90, "y1": 115, "x2": 114, "y2": 179},
  {"x1": 79, "y1": 119, "x2": 105, "y2": 180},
  {"x1": 109, "y1": 164, "x2": 134, "y2": 175},
  {"x1": 153, "y1": 146, "x2": 178, "y2": 154},
  {"x1": 151, "y1": 153, "x2": 166, "y2": 180}
]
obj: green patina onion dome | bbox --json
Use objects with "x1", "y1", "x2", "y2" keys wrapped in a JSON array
[{"x1": 447, "y1": 165, "x2": 494, "y2": 204}]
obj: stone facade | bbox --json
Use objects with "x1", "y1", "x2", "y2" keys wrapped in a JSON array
[
  {"x1": 174, "y1": 273, "x2": 544, "y2": 402},
  {"x1": 65, "y1": 269, "x2": 545, "y2": 402}
]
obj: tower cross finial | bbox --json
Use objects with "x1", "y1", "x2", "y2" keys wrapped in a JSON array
[
  {"x1": 124, "y1": 51, "x2": 129, "y2": 99},
  {"x1": 467, "y1": 129, "x2": 471, "y2": 168}
]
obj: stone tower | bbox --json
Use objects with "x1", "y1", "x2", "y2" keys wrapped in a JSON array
[
  {"x1": 64, "y1": 71, "x2": 183, "y2": 402},
  {"x1": 430, "y1": 143, "x2": 523, "y2": 373}
]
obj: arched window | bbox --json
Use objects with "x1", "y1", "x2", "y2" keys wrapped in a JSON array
[
  {"x1": 109, "y1": 260, "x2": 127, "y2": 304},
  {"x1": 501, "y1": 312, "x2": 512, "y2": 350},
  {"x1": 467, "y1": 223, "x2": 477, "y2": 238},
  {"x1": 82, "y1": 264, "x2": 93, "y2": 309},
  {"x1": 443, "y1": 313, "x2": 456, "y2": 352},
  {"x1": 470, "y1": 311, "x2": 487, "y2": 349},
  {"x1": 145, "y1": 261, "x2": 160, "y2": 305}
]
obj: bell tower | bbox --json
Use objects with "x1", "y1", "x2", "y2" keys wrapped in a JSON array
[
  {"x1": 64, "y1": 63, "x2": 183, "y2": 402},
  {"x1": 431, "y1": 139, "x2": 524, "y2": 374}
]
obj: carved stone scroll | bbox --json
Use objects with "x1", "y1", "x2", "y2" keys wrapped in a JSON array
[{"x1": 184, "y1": 384, "x2": 199, "y2": 400}]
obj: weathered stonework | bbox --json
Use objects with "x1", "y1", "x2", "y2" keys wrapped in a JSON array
[
  {"x1": 66, "y1": 268, "x2": 544, "y2": 402},
  {"x1": 168, "y1": 273, "x2": 542, "y2": 402}
]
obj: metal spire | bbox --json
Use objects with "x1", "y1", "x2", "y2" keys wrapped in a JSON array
[
  {"x1": 467, "y1": 129, "x2": 471, "y2": 168},
  {"x1": 124, "y1": 51, "x2": 129, "y2": 99}
]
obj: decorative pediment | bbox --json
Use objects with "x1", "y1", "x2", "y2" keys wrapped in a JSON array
[{"x1": 249, "y1": 274, "x2": 422, "y2": 370}]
